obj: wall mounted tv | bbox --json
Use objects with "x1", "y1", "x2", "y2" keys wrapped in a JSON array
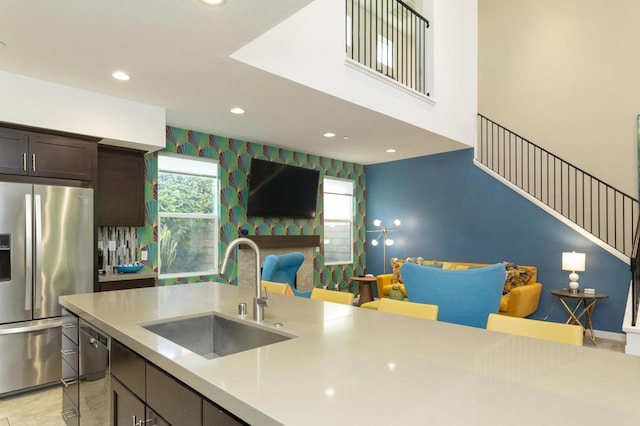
[{"x1": 246, "y1": 158, "x2": 320, "y2": 219}]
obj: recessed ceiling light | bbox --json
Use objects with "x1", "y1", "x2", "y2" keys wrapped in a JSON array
[
  {"x1": 200, "y1": 0, "x2": 227, "y2": 5},
  {"x1": 112, "y1": 71, "x2": 130, "y2": 81},
  {"x1": 386, "y1": 148, "x2": 396, "y2": 153},
  {"x1": 323, "y1": 132, "x2": 336, "y2": 138},
  {"x1": 230, "y1": 107, "x2": 245, "y2": 115},
  {"x1": 343, "y1": 136, "x2": 350, "y2": 140}
]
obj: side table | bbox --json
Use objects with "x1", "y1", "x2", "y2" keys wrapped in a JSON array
[
  {"x1": 350, "y1": 276, "x2": 376, "y2": 307},
  {"x1": 550, "y1": 289, "x2": 608, "y2": 344}
]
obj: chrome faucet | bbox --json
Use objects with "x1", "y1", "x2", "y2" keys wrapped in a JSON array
[{"x1": 220, "y1": 237, "x2": 269, "y2": 322}]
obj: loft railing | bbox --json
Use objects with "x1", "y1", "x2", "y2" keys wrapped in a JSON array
[
  {"x1": 631, "y1": 218, "x2": 640, "y2": 326},
  {"x1": 345, "y1": 0, "x2": 430, "y2": 96},
  {"x1": 477, "y1": 114, "x2": 639, "y2": 259}
]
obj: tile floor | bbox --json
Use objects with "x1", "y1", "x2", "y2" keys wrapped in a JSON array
[
  {"x1": 0, "y1": 385, "x2": 65, "y2": 426},
  {"x1": 0, "y1": 337, "x2": 627, "y2": 425}
]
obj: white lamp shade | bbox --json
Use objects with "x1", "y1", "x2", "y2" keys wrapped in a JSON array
[
  {"x1": 373, "y1": 219, "x2": 382, "y2": 227},
  {"x1": 371, "y1": 239, "x2": 379, "y2": 246},
  {"x1": 562, "y1": 252, "x2": 586, "y2": 272},
  {"x1": 385, "y1": 238, "x2": 394, "y2": 246},
  {"x1": 393, "y1": 219, "x2": 401, "y2": 227}
]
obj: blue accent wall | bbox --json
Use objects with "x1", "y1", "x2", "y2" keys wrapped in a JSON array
[{"x1": 365, "y1": 148, "x2": 630, "y2": 333}]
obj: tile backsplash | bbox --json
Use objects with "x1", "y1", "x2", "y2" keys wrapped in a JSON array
[{"x1": 98, "y1": 226, "x2": 139, "y2": 270}]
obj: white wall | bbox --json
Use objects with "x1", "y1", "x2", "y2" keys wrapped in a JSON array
[
  {"x1": 0, "y1": 71, "x2": 166, "y2": 151},
  {"x1": 232, "y1": 0, "x2": 478, "y2": 148},
  {"x1": 479, "y1": 0, "x2": 639, "y2": 196}
]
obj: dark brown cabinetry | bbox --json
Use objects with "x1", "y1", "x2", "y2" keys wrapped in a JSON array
[
  {"x1": 0, "y1": 126, "x2": 96, "y2": 181},
  {"x1": 147, "y1": 364, "x2": 202, "y2": 425},
  {"x1": 111, "y1": 378, "x2": 146, "y2": 426},
  {"x1": 112, "y1": 378, "x2": 171, "y2": 426},
  {"x1": 0, "y1": 128, "x2": 28, "y2": 175},
  {"x1": 111, "y1": 340, "x2": 245, "y2": 426},
  {"x1": 97, "y1": 146, "x2": 146, "y2": 226},
  {"x1": 99, "y1": 277, "x2": 155, "y2": 292},
  {"x1": 203, "y1": 399, "x2": 244, "y2": 426}
]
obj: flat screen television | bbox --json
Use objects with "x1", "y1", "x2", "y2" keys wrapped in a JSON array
[{"x1": 246, "y1": 159, "x2": 320, "y2": 219}]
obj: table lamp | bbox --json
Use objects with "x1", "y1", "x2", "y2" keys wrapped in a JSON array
[{"x1": 562, "y1": 251, "x2": 586, "y2": 292}]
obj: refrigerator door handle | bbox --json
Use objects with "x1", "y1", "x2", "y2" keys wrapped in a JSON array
[
  {"x1": 25, "y1": 194, "x2": 32, "y2": 312},
  {"x1": 0, "y1": 318, "x2": 61, "y2": 335},
  {"x1": 34, "y1": 194, "x2": 42, "y2": 310}
]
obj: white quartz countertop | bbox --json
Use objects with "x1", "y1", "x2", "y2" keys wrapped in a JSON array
[{"x1": 60, "y1": 282, "x2": 640, "y2": 425}]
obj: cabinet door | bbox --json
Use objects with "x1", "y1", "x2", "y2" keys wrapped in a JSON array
[
  {"x1": 111, "y1": 340, "x2": 146, "y2": 400},
  {"x1": 203, "y1": 399, "x2": 246, "y2": 426},
  {"x1": 146, "y1": 363, "x2": 202, "y2": 425},
  {"x1": 97, "y1": 146, "x2": 145, "y2": 226},
  {"x1": 111, "y1": 377, "x2": 145, "y2": 426},
  {"x1": 29, "y1": 133, "x2": 95, "y2": 181},
  {"x1": 146, "y1": 406, "x2": 170, "y2": 426},
  {"x1": 0, "y1": 127, "x2": 28, "y2": 175}
]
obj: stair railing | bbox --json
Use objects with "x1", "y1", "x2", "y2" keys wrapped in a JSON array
[
  {"x1": 345, "y1": 0, "x2": 430, "y2": 96},
  {"x1": 477, "y1": 114, "x2": 639, "y2": 259},
  {"x1": 631, "y1": 217, "x2": 640, "y2": 326}
]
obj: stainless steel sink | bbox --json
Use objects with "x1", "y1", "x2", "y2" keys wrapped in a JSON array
[{"x1": 142, "y1": 314, "x2": 292, "y2": 359}]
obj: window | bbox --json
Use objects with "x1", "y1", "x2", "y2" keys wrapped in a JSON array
[
  {"x1": 323, "y1": 177, "x2": 354, "y2": 265},
  {"x1": 377, "y1": 34, "x2": 393, "y2": 68},
  {"x1": 158, "y1": 154, "x2": 219, "y2": 278}
]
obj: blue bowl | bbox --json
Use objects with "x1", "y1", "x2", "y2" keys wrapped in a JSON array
[{"x1": 115, "y1": 264, "x2": 144, "y2": 274}]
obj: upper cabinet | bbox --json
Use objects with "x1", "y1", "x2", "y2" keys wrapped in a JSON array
[
  {"x1": 0, "y1": 126, "x2": 96, "y2": 181},
  {"x1": 97, "y1": 146, "x2": 146, "y2": 226}
]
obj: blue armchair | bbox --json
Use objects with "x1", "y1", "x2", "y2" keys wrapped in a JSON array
[
  {"x1": 261, "y1": 252, "x2": 311, "y2": 298},
  {"x1": 401, "y1": 262, "x2": 506, "y2": 328}
]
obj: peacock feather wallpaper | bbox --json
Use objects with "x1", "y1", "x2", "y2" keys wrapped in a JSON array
[{"x1": 138, "y1": 126, "x2": 366, "y2": 288}]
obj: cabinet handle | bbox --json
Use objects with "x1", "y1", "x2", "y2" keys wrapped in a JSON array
[
  {"x1": 60, "y1": 377, "x2": 77, "y2": 388},
  {"x1": 60, "y1": 348, "x2": 77, "y2": 357},
  {"x1": 22, "y1": 153, "x2": 27, "y2": 172},
  {"x1": 61, "y1": 409, "x2": 79, "y2": 421},
  {"x1": 31, "y1": 154, "x2": 36, "y2": 172},
  {"x1": 61, "y1": 322, "x2": 77, "y2": 329},
  {"x1": 133, "y1": 416, "x2": 152, "y2": 426}
]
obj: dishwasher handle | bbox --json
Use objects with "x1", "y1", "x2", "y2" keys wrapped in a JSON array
[{"x1": 79, "y1": 323, "x2": 110, "y2": 378}]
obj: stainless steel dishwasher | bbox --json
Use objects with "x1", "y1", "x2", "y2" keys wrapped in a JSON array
[{"x1": 79, "y1": 320, "x2": 110, "y2": 425}]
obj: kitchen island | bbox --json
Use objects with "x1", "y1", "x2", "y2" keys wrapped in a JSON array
[{"x1": 60, "y1": 282, "x2": 640, "y2": 425}]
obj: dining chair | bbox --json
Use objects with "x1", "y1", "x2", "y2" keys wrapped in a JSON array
[
  {"x1": 261, "y1": 280, "x2": 293, "y2": 295},
  {"x1": 486, "y1": 313, "x2": 583, "y2": 346},
  {"x1": 310, "y1": 288, "x2": 355, "y2": 305},
  {"x1": 377, "y1": 298, "x2": 438, "y2": 320}
]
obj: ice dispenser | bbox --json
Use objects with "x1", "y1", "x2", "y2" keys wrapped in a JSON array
[{"x1": 0, "y1": 234, "x2": 10, "y2": 281}]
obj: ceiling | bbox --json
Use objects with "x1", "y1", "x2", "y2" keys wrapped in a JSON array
[{"x1": 0, "y1": 0, "x2": 467, "y2": 165}]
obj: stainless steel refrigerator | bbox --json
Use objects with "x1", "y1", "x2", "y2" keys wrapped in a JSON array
[{"x1": 0, "y1": 182, "x2": 93, "y2": 396}]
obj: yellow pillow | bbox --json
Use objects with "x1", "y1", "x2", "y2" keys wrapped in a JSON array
[{"x1": 442, "y1": 262, "x2": 470, "y2": 270}]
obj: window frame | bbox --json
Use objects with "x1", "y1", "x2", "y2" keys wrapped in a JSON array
[
  {"x1": 323, "y1": 177, "x2": 355, "y2": 266},
  {"x1": 157, "y1": 153, "x2": 220, "y2": 279}
]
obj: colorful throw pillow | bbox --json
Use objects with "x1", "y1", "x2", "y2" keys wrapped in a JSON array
[
  {"x1": 390, "y1": 257, "x2": 425, "y2": 283},
  {"x1": 502, "y1": 262, "x2": 534, "y2": 295}
]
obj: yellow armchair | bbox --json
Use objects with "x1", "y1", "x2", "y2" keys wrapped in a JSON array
[
  {"x1": 376, "y1": 274, "x2": 403, "y2": 299},
  {"x1": 376, "y1": 259, "x2": 542, "y2": 318},
  {"x1": 499, "y1": 282, "x2": 541, "y2": 317}
]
